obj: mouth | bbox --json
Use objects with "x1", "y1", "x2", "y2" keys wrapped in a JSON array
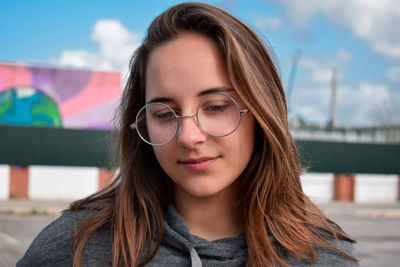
[{"x1": 178, "y1": 157, "x2": 220, "y2": 171}]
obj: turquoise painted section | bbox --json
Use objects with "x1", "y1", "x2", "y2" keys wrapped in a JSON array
[{"x1": 0, "y1": 88, "x2": 62, "y2": 127}]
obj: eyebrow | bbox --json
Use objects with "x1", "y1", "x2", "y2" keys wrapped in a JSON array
[{"x1": 147, "y1": 87, "x2": 234, "y2": 104}]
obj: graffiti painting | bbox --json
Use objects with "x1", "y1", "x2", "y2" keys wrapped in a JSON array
[{"x1": 0, "y1": 62, "x2": 121, "y2": 129}]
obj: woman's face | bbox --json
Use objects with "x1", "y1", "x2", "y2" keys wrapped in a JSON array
[{"x1": 145, "y1": 33, "x2": 255, "y2": 199}]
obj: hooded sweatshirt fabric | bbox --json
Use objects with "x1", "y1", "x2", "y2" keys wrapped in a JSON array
[{"x1": 17, "y1": 203, "x2": 357, "y2": 266}]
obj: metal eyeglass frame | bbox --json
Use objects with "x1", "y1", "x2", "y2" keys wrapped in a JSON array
[{"x1": 130, "y1": 92, "x2": 249, "y2": 146}]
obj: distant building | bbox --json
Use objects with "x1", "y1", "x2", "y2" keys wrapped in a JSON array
[{"x1": 290, "y1": 117, "x2": 400, "y2": 144}]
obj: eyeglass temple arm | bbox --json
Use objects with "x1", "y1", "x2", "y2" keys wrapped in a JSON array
[{"x1": 240, "y1": 109, "x2": 249, "y2": 114}]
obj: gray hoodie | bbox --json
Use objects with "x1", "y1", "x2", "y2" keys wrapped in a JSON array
[{"x1": 17, "y1": 204, "x2": 358, "y2": 266}]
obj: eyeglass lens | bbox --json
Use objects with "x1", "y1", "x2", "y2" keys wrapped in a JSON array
[{"x1": 135, "y1": 93, "x2": 241, "y2": 145}]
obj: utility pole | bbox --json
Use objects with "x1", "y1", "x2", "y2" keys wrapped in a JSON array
[
  {"x1": 327, "y1": 68, "x2": 338, "y2": 129},
  {"x1": 286, "y1": 49, "x2": 301, "y2": 114}
]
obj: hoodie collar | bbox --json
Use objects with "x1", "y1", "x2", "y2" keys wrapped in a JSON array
[{"x1": 162, "y1": 203, "x2": 248, "y2": 267}]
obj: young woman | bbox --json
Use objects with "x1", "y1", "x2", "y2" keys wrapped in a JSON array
[{"x1": 18, "y1": 2, "x2": 358, "y2": 267}]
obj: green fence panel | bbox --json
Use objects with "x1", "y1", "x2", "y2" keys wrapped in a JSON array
[
  {"x1": 0, "y1": 125, "x2": 114, "y2": 168},
  {"x1": 296, "y1": 140, "x2": 400, "y2": 174},
  {"x1": 0, "y1": 126, "x2": 399, "y2": 173}
]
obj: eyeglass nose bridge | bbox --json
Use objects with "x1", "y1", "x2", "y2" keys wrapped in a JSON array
[{"x1": 175, "y1": 113, "x2": 199, "y2": 134}]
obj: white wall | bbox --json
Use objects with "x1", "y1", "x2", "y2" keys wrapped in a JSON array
[
  {"x1": 28, "y1": 166, "x2": 99, "y2": 200},
  {"x1": 1, "y1": 164, "x2": 398, "y2": 202},
  {"x1": 301, "y1": 173, "x2": 334, "y2": 202},
  {"x1": 355, "y1": 174, "x2": 398, "y2": 203},
  {"x1": 0, "y1": 165, "x2": 10, "y2": 200}
]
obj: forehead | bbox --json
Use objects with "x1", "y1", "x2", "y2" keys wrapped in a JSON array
[{"x1": 145, "y1": 33, "x2": 233, "y2": 102}]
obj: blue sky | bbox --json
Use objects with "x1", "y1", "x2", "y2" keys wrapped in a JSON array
[{"x1": 1, "y1": 0, "x2": 399, "y2": 126}]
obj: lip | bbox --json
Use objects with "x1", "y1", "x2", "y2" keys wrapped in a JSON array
[{"x1": 178, "y1": 157, "x2": 219, "y2": 171}]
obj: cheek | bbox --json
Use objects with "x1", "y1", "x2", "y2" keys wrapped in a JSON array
[
  {"x1": 224, "y1": 115, "x2": 255, "y2": 163},
  {"x1": 238, "y1": 115, "x2": 256, "y2": 150},
  {"x1": 152, "y1": 145, "x2": 182, "y2": 186}
]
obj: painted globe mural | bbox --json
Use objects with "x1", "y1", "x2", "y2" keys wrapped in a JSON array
[{"x1": 0, "y1": 87, "x2": 62, "y2": 127}]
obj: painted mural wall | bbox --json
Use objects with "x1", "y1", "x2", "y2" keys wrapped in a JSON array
[{"x1": 0, "y1": 62, "x2": 121, "y2": 129}]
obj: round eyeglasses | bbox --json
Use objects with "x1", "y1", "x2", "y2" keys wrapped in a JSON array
[{"x1": 130, "y1": 92, "x2": 249, "y2": 146}]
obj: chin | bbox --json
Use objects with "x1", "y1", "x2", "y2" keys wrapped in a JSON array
[
  {"x1": 190, "y1": 189, "x2": 222, "y2": 199},
  {"x1": 183, "y1": 186, "x2": 220, "y2": 199},
  {"x1": 177, "y1": 179, "x2": 235, "y2": 199}
]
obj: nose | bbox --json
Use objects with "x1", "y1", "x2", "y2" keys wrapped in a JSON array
[{"x1": 176, "y1": 114, "x2": 207, "y2": 148}]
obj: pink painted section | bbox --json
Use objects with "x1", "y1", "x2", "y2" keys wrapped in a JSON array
[
  {"x1": 60, "y1": 72, "x2": 121, "y2": 119},
  {"x1": 63, "y1": 98, "x2": 120, "y2": 129},
  {"x1": 0, "y1": 66, "x2": 5, "y2": 90},
  {"x1": 0, "y1": 64, "x2": 31, "y2": 91},
  {"x1": 0, "y1": 62, "x2": 121, "y2": 129}
]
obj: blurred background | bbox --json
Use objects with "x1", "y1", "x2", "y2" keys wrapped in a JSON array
[{"x1": 0, "y1": 1, "x2": 399, "y2": 266}]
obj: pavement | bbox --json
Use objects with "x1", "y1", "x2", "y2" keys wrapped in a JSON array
[
  {"x1": 0, "y1": 199, "x2": 72, "y2": 215},
  {"x1": 1, "y1": 199, "x2": 400, "y2": 267},
  {"x1": 1, "y1": 199, "x2": 400, "y2": 217},
  {"x1": 316, "y1": 201, "x2": 400, "y2": 218}
]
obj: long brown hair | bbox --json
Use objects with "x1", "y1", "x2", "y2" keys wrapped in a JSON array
[{"x1": 70, "y1": 2, "x2": 356, "y2": 266}]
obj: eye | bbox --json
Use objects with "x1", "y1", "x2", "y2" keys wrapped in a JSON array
[
  {"x1": 206, "y1": 104, "x2": 228, "y2": 112},
  {"x1": 202, "y1": 100, "x2": 232, "y2": 113},
  {"x1": 154, "y1": 110, "x2": 174, "y2": 119},
  {"x1": 148, "y1": 105, "x2": 176, "y2": 122}
]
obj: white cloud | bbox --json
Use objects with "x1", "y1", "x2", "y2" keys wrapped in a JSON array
[
  {"x1": 52, "y1": 19, "x2": 141, "y2": 74},
  {"x1": 297, "y1": 105, "x2": 327, "y2": 124},
  {"x1": 309, "y1": 69, "x2": 334, "y2": 84},
  {"x1": 336, "y1": 48, "x2": 353, "y2": 63},
  {"x1": 266, "y1": 0, "x2": 400, "y2": 58},
  {"x1": 291, "y1": 85, "x2": 331, "y2": 124},
  {"x1": 337, "y1": 83, "x2": 392, "y2": 125},
  {"x1": 292, "y1": 82, "x2": 394, "y2": 126},
  {"x1": 373, "y1": 97, "x2": 400, "y2": 125},
  {"x1": 255, "y1": 16, "x2": 281, "y2": 31},
  {"x1": 298, "y1": 49, "x2": 351, "y2": 83},
  {"x1": 386, "y1": 66, "x2": 400, "y2": 82},
  {"x1": 294, "y1": 86, "x2": 330, "y2": 124}
]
